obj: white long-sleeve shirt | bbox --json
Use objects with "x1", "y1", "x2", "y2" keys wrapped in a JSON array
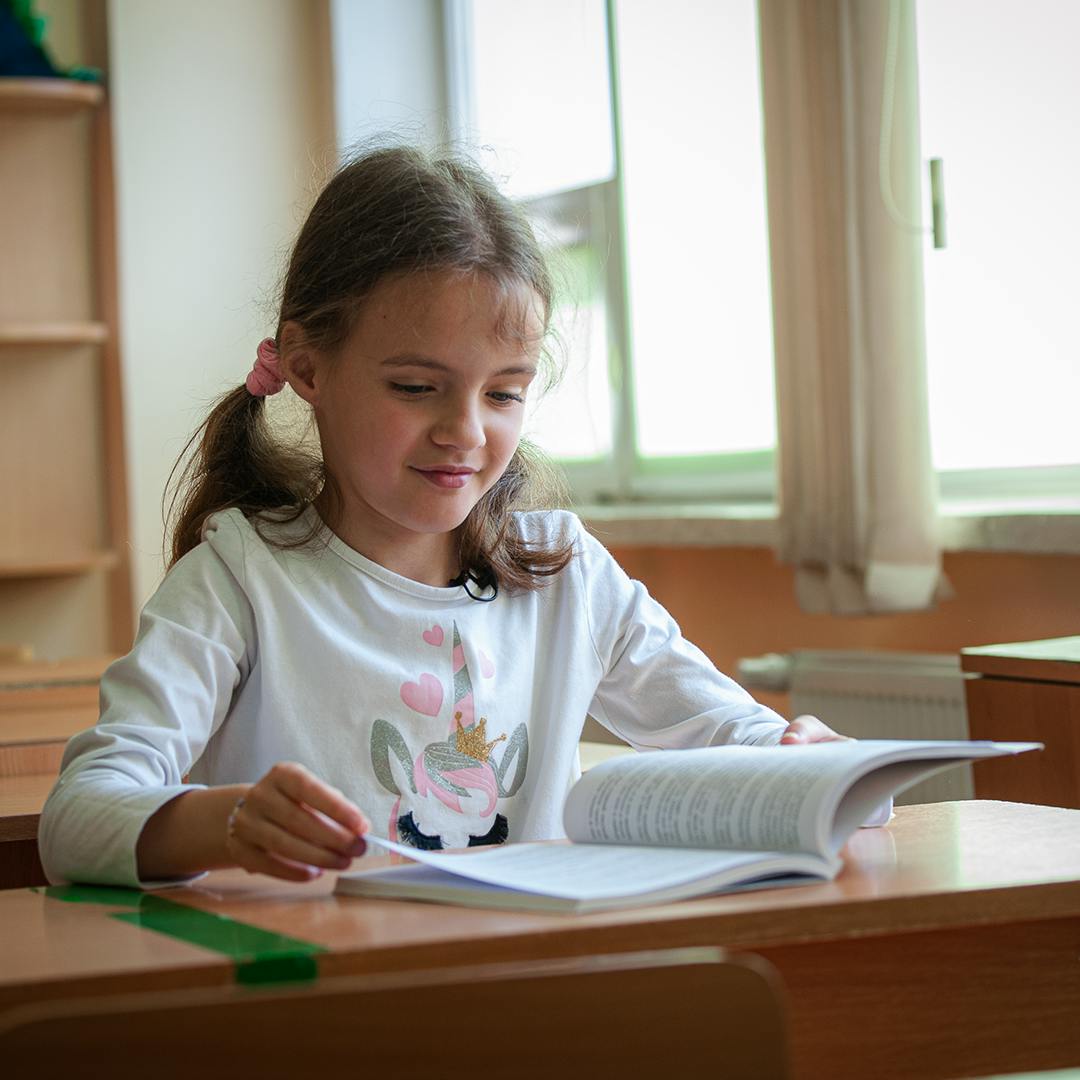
[{"x1": 39, "y1": 507, "x2": 788, "y2": 887}]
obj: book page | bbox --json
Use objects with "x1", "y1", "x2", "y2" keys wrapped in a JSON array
[
  {"x1": 563, "y1": 746, "x2": 848, "y2": 854},
  {"x1": 562, "y1": 740, "x2": 1043, "y2": 857},
  {"x1": 361, "y1": 834, "x2": 830, "y2": 902}
]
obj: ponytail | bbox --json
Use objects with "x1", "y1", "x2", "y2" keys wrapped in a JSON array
[{"x1": 165, "y1": 385, "x2": 322, "y2": 568}]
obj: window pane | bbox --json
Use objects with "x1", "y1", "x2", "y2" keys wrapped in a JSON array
[
  {"x1": 469, "y1": 0, "x2": 614, "y2": 200},
  {"x1": 615, "y1": 0, "x2": 776, "y2": 459},
  {"x1": 524, "y1": 218, "x2": 614, "y2": 461},
  {"x1": 917, "y1": 0, "x2": 1080, "y2": 470}
]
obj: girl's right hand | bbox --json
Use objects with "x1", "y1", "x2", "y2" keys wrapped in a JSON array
[{"x1": 224, "y1": 761, "x2": 370, "y2": 882}]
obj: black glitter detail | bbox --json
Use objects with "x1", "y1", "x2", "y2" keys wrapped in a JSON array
[
  {"x1": 396, "y1": 811, "x2": 444, "y2": 850},
  {"x1": 468, "y1": 813, "x2": 509, "y2": 847}
]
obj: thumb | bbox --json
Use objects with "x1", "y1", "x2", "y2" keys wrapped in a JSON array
[{"x1": 779, "y1": 715, "x2": 817, "y2": 743}]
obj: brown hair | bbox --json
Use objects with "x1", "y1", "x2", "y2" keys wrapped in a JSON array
[{"x1": 166, "y1": 143, "x2": 573, "y2": 592}]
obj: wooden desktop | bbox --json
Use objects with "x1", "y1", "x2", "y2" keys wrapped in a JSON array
[
  {"x1": 962, "y1": 636, "x2": 1080, "y2": 808},
  {"x1": 2, "y1": 800, "x2": 1079, "y2": 1080}
]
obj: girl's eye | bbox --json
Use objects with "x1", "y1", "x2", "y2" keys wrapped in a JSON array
[
  {"x1": 390, "y1": 382, "x2": 432, "y2": 396},
  {"x1": 489, "y1": 391, "x2": 525, "y2": 405}
]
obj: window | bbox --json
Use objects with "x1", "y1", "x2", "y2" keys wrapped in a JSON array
[
  {"x1": 445, "y1": 0, "x2": 1080, "y2": 517},
  {"x1": 447, "y1": 0, "x2": 776, "y2": 504},
  {"x1": 916, "y1": 0, "x2": 1080, "y2": 504}
]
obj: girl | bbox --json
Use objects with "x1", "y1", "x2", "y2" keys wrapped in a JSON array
[{"x1": 39, "y1": 144, "x2": 847, "y2": 889}]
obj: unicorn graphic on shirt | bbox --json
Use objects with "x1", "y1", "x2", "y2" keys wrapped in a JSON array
[{"x1": 370, "y1": 624, "x2": 528, "y2": 849}]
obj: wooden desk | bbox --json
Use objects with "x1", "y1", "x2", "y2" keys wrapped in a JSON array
[
  {"x1": 962, "y1": 636, "x2": 1080, "y2": 808},
  {"x1": 2, "y1": 801, "x2": 1078, "y2": 1080}
]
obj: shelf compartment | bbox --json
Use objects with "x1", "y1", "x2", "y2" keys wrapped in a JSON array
[
  {"x1": 0, "y1": 345, "x2": 107, "y2": 560},
  {"x1": 0, "y1": 90, "x2": 96, "y2": 323}
]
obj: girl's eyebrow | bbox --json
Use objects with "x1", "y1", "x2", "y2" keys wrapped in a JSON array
[{"x1": 381, "y1": 354, "x2": 537, "y2": 377}]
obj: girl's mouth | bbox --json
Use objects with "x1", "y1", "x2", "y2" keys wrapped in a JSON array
[{"x1": 413, "y1": 467, "x2": 476, "y2": 489}]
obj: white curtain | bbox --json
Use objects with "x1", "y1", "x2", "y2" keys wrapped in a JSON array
[{"x1": 759, "y1": 0, "x2": 948, "y2": 614}]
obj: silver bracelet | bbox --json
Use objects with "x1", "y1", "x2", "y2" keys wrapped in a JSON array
[{"x1": 226, "y1": 795, "x2": 246, "y2": 840}]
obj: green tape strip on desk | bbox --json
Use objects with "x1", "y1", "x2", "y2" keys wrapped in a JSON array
[{"x1": 34, "y1": 884, "x2": 326, "y2": 985}]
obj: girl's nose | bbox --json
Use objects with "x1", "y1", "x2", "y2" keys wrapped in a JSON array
[{"x1": 432, "y1": 398, "x2": 485, "y2": 450}]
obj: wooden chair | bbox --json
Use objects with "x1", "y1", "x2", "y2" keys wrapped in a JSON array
[{"x1": 0, "y1": 946, "x2": 789, "y2": 1078}]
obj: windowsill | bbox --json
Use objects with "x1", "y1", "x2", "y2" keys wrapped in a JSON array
[
  {"x1": 580, "y1": 503, "x2": 778, "y2": 549},
  {"x1": 578, "y1": 501, "x2": 1080, "y2": 555}
]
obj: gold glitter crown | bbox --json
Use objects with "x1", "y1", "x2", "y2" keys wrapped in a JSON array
[{"x1": 454, "y1": 714, "x2": 506, "y2": 763}]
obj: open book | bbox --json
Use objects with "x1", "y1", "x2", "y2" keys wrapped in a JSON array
[{"x1": 335, "y1": 739, "x2": 1040, "y2": 914}]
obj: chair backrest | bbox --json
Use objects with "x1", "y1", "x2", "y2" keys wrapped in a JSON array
[{"x1": 0, "y1": 946, "x2": 789, "y2": 1079}]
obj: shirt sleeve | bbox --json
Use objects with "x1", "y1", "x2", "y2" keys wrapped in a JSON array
[
  {"x1": 573, "y1": 523, "x2": 787, "y2": 750},
  {"x1": 37, "y1": 516, "x2": 256, "y2": 888}
]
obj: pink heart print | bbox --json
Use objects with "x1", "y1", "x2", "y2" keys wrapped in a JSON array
[
  {"x1": 422, "y1": 624, "x2": 444, "y2": 647},
  {"x1": 400, "y1": 673, "x2": 443, "y2": 717}
]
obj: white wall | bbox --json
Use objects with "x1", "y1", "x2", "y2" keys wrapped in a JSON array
[
  {"x1": 330, "y1": 0, "x2": 447, "y2": 150},
  {"x1": 107, "y1": 0, "x2": 335, "y2": 608}
]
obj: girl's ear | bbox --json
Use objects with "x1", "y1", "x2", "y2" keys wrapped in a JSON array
[{"x1": 279, "y1": 321, "x2": 321, "y2": 406}]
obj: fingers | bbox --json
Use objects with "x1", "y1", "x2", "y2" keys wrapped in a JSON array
[
  {"x1": 269, "y1": 762, "x2": 370, "y2": 837},
  {"x1": 227, "y1": 835, "x2": 326, "y2": 883},
  {"x1": 779, "y1": 715, "x2": 852, "y2": 744},
  {"x1": 237, "y1": 810, "x2": 356, "y2": 872},
  {"x1": 258, "y1": 763, "x2": 369, "y2": 855},
  {"x1": 228, "y1": 762, "x2": 371, "y2": 880},
  {"x1": 257, "y1": 783, "x2": 367, "y2": 861}
]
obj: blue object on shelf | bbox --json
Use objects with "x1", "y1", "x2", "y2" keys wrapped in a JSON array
[{"x1": 1, "y1": 0, "x2": 60, "y2": 78}]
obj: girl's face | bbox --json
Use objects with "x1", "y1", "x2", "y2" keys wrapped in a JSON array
[{"x1": 290, "y1": 271, "x2": 542, "y2": 578}]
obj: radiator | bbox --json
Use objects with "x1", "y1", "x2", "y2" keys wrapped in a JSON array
[{"x1": 738, "y1": 650, "x2": 973, "y2": 805}]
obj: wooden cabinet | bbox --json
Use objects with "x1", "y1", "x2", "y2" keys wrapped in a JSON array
[
  {"x1": 0, "y1": 77, "x2": 132, "y2": 659},
  {"x1": 961, "y1": 636, "x2": 1080, "y2": 809}
]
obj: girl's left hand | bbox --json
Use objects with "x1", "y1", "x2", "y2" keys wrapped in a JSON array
[{"x1": 778, "y1": 714, "x2": 851, "y2": 744}]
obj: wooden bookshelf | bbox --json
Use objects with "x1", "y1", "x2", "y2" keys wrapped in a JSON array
[{"x1": 0, "y1": 70, "x2": 133, "y2": 658}]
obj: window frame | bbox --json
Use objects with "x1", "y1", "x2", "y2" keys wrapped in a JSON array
[{"x1": 445, "y1": 0, "x2": 779, "y2": 507}]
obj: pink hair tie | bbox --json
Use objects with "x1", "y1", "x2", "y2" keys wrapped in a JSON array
[{"x1": 246, "y1": 338, "x2": 287, "y2": 397}]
